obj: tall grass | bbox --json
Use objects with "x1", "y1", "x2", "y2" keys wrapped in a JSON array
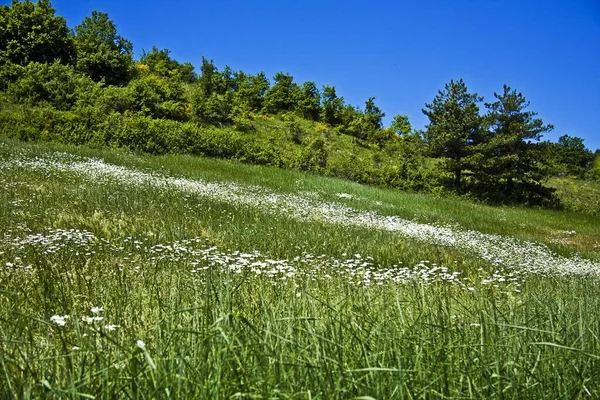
[{"x1": 1, "y1": 138, "x2": 599, "y2": 398}]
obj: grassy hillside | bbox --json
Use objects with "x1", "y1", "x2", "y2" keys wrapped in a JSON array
[
  {"x1": 547, "y1": 177, "x2": 600, "y2": 216},
  {"x1": 1, "y1": 138, "x2": 600, "y2": 398},
  {"x1": 0, "y1": 99, "x2": 432, "y2": 192}
]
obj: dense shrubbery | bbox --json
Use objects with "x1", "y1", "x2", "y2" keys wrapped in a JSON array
[
  {"x1": 0, "y1": 0, "x2": 597, "y2": 208},
  {"x1": 0, "y1": 98, "x2": 442, "y2": 194}
]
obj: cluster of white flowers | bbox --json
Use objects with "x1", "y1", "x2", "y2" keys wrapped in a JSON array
[
  {"x1": 2, "y1": 151, "x2": 599, "y2": 279},
  {"x1": 50, "y1": 315, "x2": 68, "y2": 326},
  {"x1": 49, "y1": 306, "x2": 120, "y2": 331},
  {"x1": 4, "y1": 226, "x2": 473, "y2": 287},
  {"x1": 5, "y1": 228, "x2": 113, "y2": 256}
]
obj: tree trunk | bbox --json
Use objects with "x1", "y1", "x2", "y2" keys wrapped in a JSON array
[{"x1": 454, "y1": 169, "x2": 462, "y2": 191}]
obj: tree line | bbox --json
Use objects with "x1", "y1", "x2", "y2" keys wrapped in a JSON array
[{"x1": 1, "y1": 0, "x2": 597, "y2": 206}]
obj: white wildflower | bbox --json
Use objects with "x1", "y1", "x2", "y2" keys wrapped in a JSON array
[
  {"x1": 81, "y1": 316, "x2": 104, "y2": 324},
  {"x1": 50, "y1": 315, "x2": 68, "y2": 326},
  {"x1": 103, "y1": 324, "x2": 120, "y2": 331}
]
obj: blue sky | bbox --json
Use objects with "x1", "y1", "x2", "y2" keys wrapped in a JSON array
[{"x1": 8, "y1": 0, "x2": 600, "y2": 150}]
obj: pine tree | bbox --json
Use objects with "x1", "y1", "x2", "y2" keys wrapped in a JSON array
[
  {"x1": 481, "y1": 85, "x2": 554, "y2": 203},
  {"x1": 320, "y1": 85, "x2": 343, "y2": 125},
  {"x1": 422, "y1": 79, "x2": 483, "y2": 191},
  {"x1": 390, "y1": 114, "x2": 412, "y2": 136},
  {"x1": 263, "y1": 72, "x2": 300, "y2": 114},
  {"x1": 296, "y1": 81, "x2": 321, "y2": 121},
  {"x1": 364, "y1": 97, "x2": 385, "y2": 131}
]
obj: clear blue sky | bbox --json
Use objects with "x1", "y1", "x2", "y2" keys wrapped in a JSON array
[{"x1": 9, "y1": 0, "x2": 600, "y2": 150}]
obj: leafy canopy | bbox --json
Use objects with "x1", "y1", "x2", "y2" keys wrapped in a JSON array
[
  {"x1": 0, "y1": 0, "x2": 75, "y2": 66},
  {"x1": 73, "y1": 11, "x2": 134, "y2": 86}
]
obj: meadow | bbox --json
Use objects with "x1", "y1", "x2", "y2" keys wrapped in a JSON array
[{"x1": 1, "y1": 137, "x2": 599, "y2": 398}]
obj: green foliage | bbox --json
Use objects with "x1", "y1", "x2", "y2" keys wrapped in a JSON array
[
  {"x1": 197, "y1": 57, "x2": 221, "y2": 95},
  {"x1": 296, "y1": 81, "x2": 321, "y2": 121},
  {"x1": 554, "y1": 135, "x2": 595, "y2": 178},
  {"x1": 0, "y1": 0, "x2": 75, "y2": 66},
  {"x1": 93, "y1": 85, "x2": 133, "y2": 114},
  {"x1": 73, "y1": 11, "x2": 134, "y2": 86},
  {"x1": 298, "y1": 137, "x2": 328, "y2": 173},
  {"x1": 286, "y1": 121, "x2": 304, "y2": 144},
  {"x1": 190, "y1": 86, "x2": 233, "y2": 126},
  {"x1": 363, "y1": 96, "x2": 385, "y2": 131},
  {"x1": 0, "y1": 61, "x2": 24, "y2": 90},
  {"x1": 478, "y1": 85, "x2": 555, "y2": 205},
  {"x1": 320, "y1": 85, "x2": 344, "y2": 125},
  {"x1": 390, "y1": 113, "x2": 412, "y2": 136},
  {"x1": 263, "y1": 72, "x2": 300, "y2": 114},
  {"x1": 335, "y1": 97, "x2": 389, "y2": 145},
  {"x1": 592, "y1": 154, "x2": 600, "y2": 181},
  {"x1": 6, "y1": 61, "x2": 95, "y2": 110},
  {"x1": 139, "y1": 46, "x2": 196, "y2": 83},
  {"x1": 547, "y1": 177, "x2": 600, "y2": 216},
  {"x1": 423, "y1": 79, "x2": 484, "y2": 191},
  {"x1": 232, "y1": 70, "x2": 269, "y2": 112},
  {"x1": 126, "y1": 74, "x2": 187, "y2": 120}
]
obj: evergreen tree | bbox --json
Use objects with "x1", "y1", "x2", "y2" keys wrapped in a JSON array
[
  {"x1": 263, "y1": 72, "x2": 300, "y2": 114},
  {"x1": 390, "y1": 114, "x2": 412, "y2": 136},
  {"x1": 219, "y1": 65, "x2": 236, "y2": 94},
  {"x1": 422, "y1": 79, "x2": 483, "y2": 191},
  {"x1": 556, "y1": 134, "x2": 594, "y2": 177},
  {"x1": 296, "y1": 81, "x2": 321, "y2": 121},
  {"x1": 320, "y1": 85, "x2": 344, "y2": 125},
  {"x1": 0, "y1": 0, "x2": 75, "y2": 66},
  {"x1": 198, "y1": 57, "x2": 218, "y2": 94},
  {"x1": 482, "y1": 85, "x2": 554, "y2": 203},
  {"x1": 231, "y1": 70, "x2": 269, "y2": 113},
  {"x1": 364, "y1": 97, "x2": 385, "y2": 131},
  {"x1": 73, "y1": 11, "x2": 134, "y2": 86}
]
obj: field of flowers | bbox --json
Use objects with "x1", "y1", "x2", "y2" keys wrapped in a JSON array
[{"x1": 1, "y1": 139, "x2": 599, "y2": 398}]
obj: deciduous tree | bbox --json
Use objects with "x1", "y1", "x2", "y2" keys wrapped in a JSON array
[
  {"x1": 139, "y1": 47, "x2": 196, "y2": 83},
  {"x1": 0, "y1": 0, "x2": 75, "y2": 66},
  {"x1": 73, "y1": 11, "x2": 134, "y2": 86}
]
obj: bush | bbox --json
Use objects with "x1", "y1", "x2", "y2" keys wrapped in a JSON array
[
  {"x1": 590, "y1": 156, "x2": 600, "y2": 181},
  {"x1": 6, "y1": 62, "x2": 96, "y2": 111},
  {"x1": 297, "y1": 138, "x2": 328, "y2": 173},
  {"x1": 287, "y1": 121, "x2": 303, "y2": 144}
]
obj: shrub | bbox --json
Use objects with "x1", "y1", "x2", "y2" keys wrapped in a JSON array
[
  {"x1": 298, "y1": 138, "x2": 328, "y2": 173},
  {"x1": 314, "y1": 122, "x2": 329, "y2": 134},
  {"x1": 287, "y1": 121, "x2": 303, "y2": 144},
  {"x1": 6, "y1": 62, "x2": 95, "y2": 111}
]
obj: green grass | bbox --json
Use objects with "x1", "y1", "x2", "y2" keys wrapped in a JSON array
[
  {"x1": 548, "y1": 176, "x2": 600, "y2": 217},
  {"x1": 1, "y1": 138, "x2": 600, "y2": 398}
]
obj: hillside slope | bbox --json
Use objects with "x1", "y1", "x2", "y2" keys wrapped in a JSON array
[{"x1": 2, "y1": 138, "x2": 600, "y2": 397}]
